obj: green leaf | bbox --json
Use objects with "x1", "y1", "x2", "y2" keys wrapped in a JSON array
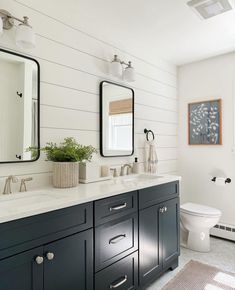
[{"x1": 27, "y1": 137, "x2": 97, "y2": 162}]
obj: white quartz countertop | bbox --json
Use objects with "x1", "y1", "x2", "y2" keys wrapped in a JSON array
[{"x1": 0, "y1": 174, "x2": 181, "y2": 223}]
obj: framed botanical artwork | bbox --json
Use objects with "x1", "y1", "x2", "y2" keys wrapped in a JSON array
[{"x1": 188, "y1": 99, "x2": 222, "y2": 145}]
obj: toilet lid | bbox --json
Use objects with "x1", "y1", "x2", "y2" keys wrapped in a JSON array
[{"x1": 181, "y1": 203, "x2": 221, "y2": 217}]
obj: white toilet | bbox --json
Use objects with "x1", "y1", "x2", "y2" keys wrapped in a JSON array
[{"x1": 180, "y1": 203, "x2": 221, "y2": 252}]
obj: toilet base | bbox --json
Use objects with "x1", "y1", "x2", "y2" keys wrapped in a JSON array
[{"x1": 187, "y1": 229, "x2": 210, "y2": 252}]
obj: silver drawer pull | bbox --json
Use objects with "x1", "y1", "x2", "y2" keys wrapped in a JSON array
[
  {"x1": 109, "y1": 203, "x2": 127, "y2": 211},
  {"x1": 109, "y1": 234, "x2": 126, "y2": 244},
  {"x1": 109, "y1": 275, "x2": 128, "y2": 289}
]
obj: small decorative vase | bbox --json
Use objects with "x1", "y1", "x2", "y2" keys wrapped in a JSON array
[{"x1": 52, "y1": 162, "x2": 79, "y2": 188}]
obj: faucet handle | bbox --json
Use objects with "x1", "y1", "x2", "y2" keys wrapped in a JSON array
[
  {"x1": 127, "y1": 166, "x2": 132, "y2": 175},
  {"x1": 20, "y1": 177, "x2": 33, "y2": 192},
  {"x1": 110, "y1": 168, "x2": 119, "y2": 178},
  {"x1": 120, "y1": 166, "x2": 125, "y2": 176},
  {"x1": 9, "y1": 175, "x2": 18, "y2": 183},
  {"x1": 2, "y1": 175, "x2": 18, "y2": 195}
]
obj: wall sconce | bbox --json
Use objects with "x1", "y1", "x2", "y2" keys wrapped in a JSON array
[
  {"x1": 0, "y1": 9, "x2": 36, "y2": 49},
  {"x1": 110, "y1": 55, "x2": 136, "y2": 82}
]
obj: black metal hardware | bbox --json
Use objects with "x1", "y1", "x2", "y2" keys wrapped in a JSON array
[
  {"x1": 211, "y1": 177, "x2": 232, "y2": 184},
  {"x1": 16, "y1": 155, "x2": 22, "y2": 160},
  {"x1": 16, "y1": 91, "x2": 22, "y2": 98},
  {"x1": 144, "y1": 128, "x2": 155, "y2": 141}
]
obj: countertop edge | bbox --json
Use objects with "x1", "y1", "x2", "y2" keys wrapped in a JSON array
[{"x1": 0, "y1": 175, "x2": 181, "y2": 224}]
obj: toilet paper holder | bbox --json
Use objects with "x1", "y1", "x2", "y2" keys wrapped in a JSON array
[{"x1": 211, "y1": 177, "x2": 232, "y2": 184}]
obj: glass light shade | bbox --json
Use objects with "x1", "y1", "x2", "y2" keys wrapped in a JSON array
[
  {"x1": 123, "y1": 66, "x2": 136, "y2": 82},
  {"x1": 15, "y1": 24, "x2": 36, "y2": 49},
  {"x1": 110, "y1": 60, "x2": 122, "y2": 77},
  {"x1": 0, "y1": 17, "x2": 3, "y2": 36}
]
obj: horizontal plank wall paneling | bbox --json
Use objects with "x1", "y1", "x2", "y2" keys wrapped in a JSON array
[{"x1": 0, "y1": 0, "x2": 178, "y2": 188}]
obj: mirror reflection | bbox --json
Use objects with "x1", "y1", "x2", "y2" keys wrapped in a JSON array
[
  {"x1": 100, "y1": 81, "x2": 134, "y2": 157},
  {"x1": 0, "y1": 49, "x2": 39, "y2": 163}
]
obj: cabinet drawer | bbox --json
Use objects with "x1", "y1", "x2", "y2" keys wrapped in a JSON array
[
  {"x1": 139, "y1": 181, "x2": 179, "y2": 210},
  {"x1": 95, "y1": 191, "x2": 137, "y2": 226},
  {"x1": 0, "y1": 202, "x2": 93, "y2": 259},
  {"x1": 95, "y1": 252, "x2": 138, "y2": 290},
  {"x1": 95, "y1": 213, "x2": 138, "y2": 271}
]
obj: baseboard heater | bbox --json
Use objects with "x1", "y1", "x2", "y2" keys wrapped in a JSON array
[{"x1": 211, "y1": 223, "x2": 235, "y2": 241}]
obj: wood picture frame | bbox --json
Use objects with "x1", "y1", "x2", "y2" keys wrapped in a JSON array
[{"x1": 188, "y1": 99, "x2": 222, "y2": 145}]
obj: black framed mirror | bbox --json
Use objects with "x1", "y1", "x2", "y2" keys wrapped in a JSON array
[
  {"x1": 0, "y1": 48, "x2": 40, "y2": 163},
  {"x1": 100, "y1": 81, "x2": 134, "y2": 157}
]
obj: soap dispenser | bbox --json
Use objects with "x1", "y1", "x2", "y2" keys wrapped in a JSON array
[{"x1": 133, "y1": 157, "x2": 140, "y2": 174}]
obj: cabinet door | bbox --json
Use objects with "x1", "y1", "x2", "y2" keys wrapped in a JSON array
[
  {"x1": 0, "y1": 247, "x2": 43, "y2": 290},
  {"x1": 160, "y1": 198, "x2": 180, "y2": 268},
  {"x1": 44, "y1": 229, "x2": 93, "y2": 290},
  {"x1": 139, "y1": 204, "x2": 162, "y2": 286}
]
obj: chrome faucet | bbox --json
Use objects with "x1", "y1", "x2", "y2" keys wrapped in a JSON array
[
  {"x1": 120, "y1": 164, "x2": 132, "y2": 176},
  {"x1": 2, "y1": 175, "x2": 18, "y2": 194},
  {"x1": 20, "y1": 177, "x2": 33, "y2": 192}
]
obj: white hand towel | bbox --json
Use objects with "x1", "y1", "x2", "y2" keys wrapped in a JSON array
[{"x1": 145, "y1": 140, "x2": 158, "y2": 174}]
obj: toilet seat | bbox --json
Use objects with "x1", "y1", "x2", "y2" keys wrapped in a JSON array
[{"x1": 181, "y1": 203, "x2": 221, "y2": 218}]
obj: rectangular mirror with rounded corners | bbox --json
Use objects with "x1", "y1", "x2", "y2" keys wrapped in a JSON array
[
  {"x1": 0, "y1": 48, "x2": 40, "y2": 163},
  {"x1": 100, "y1": 81, "x2": 134, "y2": 157}
]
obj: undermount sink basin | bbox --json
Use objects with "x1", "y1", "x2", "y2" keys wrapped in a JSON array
[
  {"x1": 121, "y1": 174, "x2": 163, "y2": 183},
  {"x1": 0, "y1": 193, "x2": 58, "y2": 213}
]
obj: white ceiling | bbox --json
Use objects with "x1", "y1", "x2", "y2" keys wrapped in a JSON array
[{"x1": 23, "y1": 0, "x2": 235, "y2": 66}]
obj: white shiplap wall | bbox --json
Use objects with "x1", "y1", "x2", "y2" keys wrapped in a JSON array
[{"x1": 0, "y1": 0, "x2": 178, "y2": 190}]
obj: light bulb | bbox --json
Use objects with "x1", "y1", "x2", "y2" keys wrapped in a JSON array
[
  {"x1": 123, "y1": 62, "x2": 135, "y2": 82},
  {"x1": 15, "y1": 23, "x2": 36, "y2": 49},
  {"x1": 110, "y1": 55, "x2": 122, "y2": 77}
]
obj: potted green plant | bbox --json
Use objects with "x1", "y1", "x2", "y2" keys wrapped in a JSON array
[{"x1": 29, "y1": 137, "x2": 97, "y2": 188}]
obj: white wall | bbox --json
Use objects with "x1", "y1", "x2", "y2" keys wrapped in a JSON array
[
  {"x1": 179, "y1": 52, "x2": 235, "y2": 227},
  {"x1": 0, "y1": 0, "x2": 178, "y2": 191}
]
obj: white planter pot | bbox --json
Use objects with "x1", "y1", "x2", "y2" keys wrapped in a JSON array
[{"x1": 52, "y1": 162, "x2": 79, "y2": 188}]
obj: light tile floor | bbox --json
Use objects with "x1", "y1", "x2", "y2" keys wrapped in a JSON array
[{"x1": 147, "y1": 237, "x2": 235, "y2": 290}]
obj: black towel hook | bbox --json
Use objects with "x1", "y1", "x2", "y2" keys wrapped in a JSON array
[
  {"x1": 144, "y1": 128, "x2": 155, "y2": 141},
  {"x1": 17, "y1": 91, "x2": 23, "y2": 98}
]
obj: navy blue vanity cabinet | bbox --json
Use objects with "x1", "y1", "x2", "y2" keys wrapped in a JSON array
[
  {"x1": 0, "y1": 202, "x2": 93, "y2": 290},
  {"x1": 161, "y1": 198, "x2": 180, "y2": 269},
  {"x1": 94, "y1": 191, "x2": 139, "y2": 290},
  {"x1": 44, "y1": 229, "x2": 93, "y2": 290},
  {"x1": 139, "y1": 181, "x2": 180, "y2": 288},
  {"x1": 0, "y1": 181, "x2": 180, "y2": 290},
  {"x1": 95, "y1": 252, "x2": 138, "y2": 290},
  {"x1": 0, "y1": 247, "x2": 43, "y2": 290},
  {"x1": 139, "y1": 203, "x2": 162, "y2": 286}
]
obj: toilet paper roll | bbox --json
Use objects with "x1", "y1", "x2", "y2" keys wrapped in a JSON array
[{"x1": 215, "y1": 177, "x2": 226, "y2": 186}]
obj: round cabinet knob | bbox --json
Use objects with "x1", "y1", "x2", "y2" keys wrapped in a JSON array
[
  {"x1": 35, "y1": 256, "x2": 44, "y2": 265},
  {"x1": 46, "y1": 252, "x2": 55, "y2": 261}
]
